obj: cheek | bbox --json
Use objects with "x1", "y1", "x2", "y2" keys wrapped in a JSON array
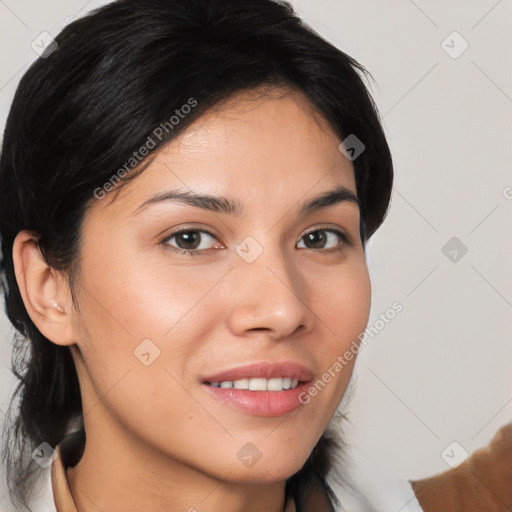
[
  {"x1": 72, "y1": 243, "x2": 226, "y2": 408},
  {"x1": 306, "y1": 259, "x2": 371, "y2": 408},
  {"x1": 76, "y1": 237, "x2": 216, "y2": 343},
  {"x1": 316, "y1": 258, "x2": 371, "y2": 343},
  {"x1": 72, "y1": 255, "x2": 215, "y2": 451}
]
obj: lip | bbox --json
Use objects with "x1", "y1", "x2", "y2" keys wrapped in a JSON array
[
  {"x1": 202, "y1": 381, "x2": 312, "y2": 417},
  {"x1": 200, "y1": 361, "x2": 314, "y2": 384},
  {"x1": 200, "y1": 361, "x2": 314, "y2": 417}
]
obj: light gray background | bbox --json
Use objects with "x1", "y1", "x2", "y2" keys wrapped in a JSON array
[{"x1": 1, "y1": 0, "x2": 511, "y2": 507}]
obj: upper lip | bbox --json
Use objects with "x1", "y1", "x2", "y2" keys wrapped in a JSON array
[{"x1": 201, "y1": 361, "x2": 314, "y2": 383}]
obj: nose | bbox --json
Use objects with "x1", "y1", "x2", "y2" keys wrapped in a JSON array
[{"x1": 223, "y1": 238, "x2": 313, "y2": 341}]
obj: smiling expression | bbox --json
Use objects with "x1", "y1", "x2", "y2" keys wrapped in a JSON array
[{"x1": 67, "y1": 86, "x2": 371, "y2": 484}]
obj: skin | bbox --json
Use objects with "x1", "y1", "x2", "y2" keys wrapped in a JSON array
[{"x1": 13, "y1": 87, "x2": 371, "y2": 512}]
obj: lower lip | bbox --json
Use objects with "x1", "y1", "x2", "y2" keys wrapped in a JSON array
[{"x1": 201, "y1": 382, "x2": 311, "y2": 417}]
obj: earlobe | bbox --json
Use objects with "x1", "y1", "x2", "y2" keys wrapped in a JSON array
[{"x1": 12, "y1": 230, "x2": 76, "y2": 346}]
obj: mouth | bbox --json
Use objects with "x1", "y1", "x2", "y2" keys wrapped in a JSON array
[{"x1": 200, "y1": 361, "x2": 314, "y2": 417}]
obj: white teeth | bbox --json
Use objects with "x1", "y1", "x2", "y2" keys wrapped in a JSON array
[
  {"x1": 249, "y1": 378, "x2": 267, "y2": 391},
  {"x1": 234, "y1": 378, "x2": 249, "y2": 389},
  {"x1": 267, "y1": 377, "x2": 285, "y2": 391},
  {"x1": 209, "y1": 377, "x2": 300, "y2": 391}
]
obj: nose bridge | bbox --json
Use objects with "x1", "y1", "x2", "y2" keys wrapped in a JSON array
[{"x1": 224, "y1": 233, "x2": 311, "y2": 339}]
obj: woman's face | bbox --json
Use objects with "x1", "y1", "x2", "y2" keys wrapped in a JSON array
[{"x1": 69, "y1": 87, "x2": 371, "y2": 484}]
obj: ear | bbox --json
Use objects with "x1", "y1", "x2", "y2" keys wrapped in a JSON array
[{"x1": 12, "y1": 230, "x2": 76, "y2": 346}]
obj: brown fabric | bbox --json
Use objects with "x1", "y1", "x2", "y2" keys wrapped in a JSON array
[{"x1": 410, "y1": 423, "x2": 512, "y2": 512}]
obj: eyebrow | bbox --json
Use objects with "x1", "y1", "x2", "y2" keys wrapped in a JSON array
[{"x1": 133, "y1": 184, "x2": 359, "y2": 217}]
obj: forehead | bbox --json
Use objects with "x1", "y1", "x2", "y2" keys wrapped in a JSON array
[{"x1": 90, "y1": 87, "x2": 356, "y2": 219}]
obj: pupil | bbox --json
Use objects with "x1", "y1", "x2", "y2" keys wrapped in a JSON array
[
  {"x1": 306, "y1": 231, "x2": 325, "y2": 248},
  {"x1": 178, "y1": 231, "x2": 200, "y2": 249}
]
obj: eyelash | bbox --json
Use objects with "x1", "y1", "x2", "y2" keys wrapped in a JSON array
[{"x1": 160, "y1": 226, "x2": 351, "y2": 256}]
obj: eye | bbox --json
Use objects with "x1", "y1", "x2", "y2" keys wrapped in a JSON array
[
  {"x1": 161, "y1": 228, "x2": 221, "y2": 256},
  {"x1": 160, "y1": 226, "x2": 350, "y2": 256},
  {"x1": 297, "y1": 228, "x2": 349, "y2": 253}
]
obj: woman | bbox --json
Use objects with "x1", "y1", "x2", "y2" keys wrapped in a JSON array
[{"x1": 0, "y1": 1, "x2": 395, "y2": 511}]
